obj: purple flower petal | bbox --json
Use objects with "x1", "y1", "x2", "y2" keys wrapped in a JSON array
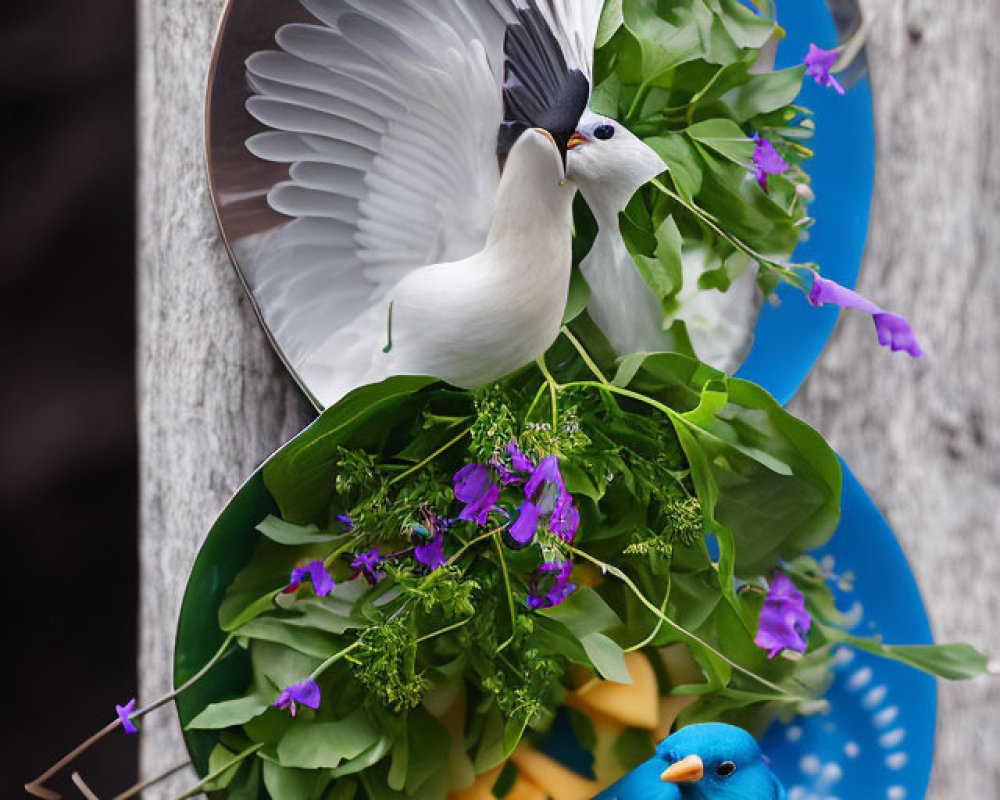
[
  {"x1": 874, "y1": 312, "x2": 924, "y2": 358},
  {"x1": 459, "y1": 483, "x2": 500, "y2": 525},
  {"x1": 507, "y1": 440, "x2": 535, "y2": 473},
  {"x1": 804, "y1": 44, "x2": 845, "y2": 94},
  {"x1": 454, "y1": 464, "x2": 492, "y2": 504},
  {"x1": 525, "y1": 455, "x2": 567, "y2": 515},
  {"x1": 509, "y1": 501, "x2": 541, "y2": 545},
  {"x1": 809, "y1": 275, "x2": 923, "y2": 358},
  {"x1": 289, "y1": 560, "x2": 335, "y2": 598},
  {"x1": 755, "y1": 571, "x2": 812, "y2": 659},
  {"x1": 752, "y1": 135, "x2": 789, "y2": 191},
  {"x1": 809, "y1": 275, "x2": 881, "y2": 314},
  {"x1": 549, "y1": 492, "x2": 580, "y2": 543},
  {"x1": 351, "y1": 550, "x2": 385, "y2": 585},
  {"x1": 527, "y1": 561, "x2": 577, "y2": 610},
  {"x1": 337, "y1": 514, "x2": 354, "y2": 531},
  {"x1": 116, "y1": 698, "x2": 138, "y2": 735},
  {"x1": 414, "y1": 523, "x2": 446, "y2": 571},
  {"x1": 454, "y1": 463, "x2": 500, "y2": 524},
  {"x1": 275, "y1": 679, "x2": 321, "y2": 717}
]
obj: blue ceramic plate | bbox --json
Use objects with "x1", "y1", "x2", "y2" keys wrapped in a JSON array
[
  {"x1": 173, "y1": 457, "x2": 937, "y2": 800},
  {"x1": 736, "y1": 0, "x2": 875, "y2": 403}
]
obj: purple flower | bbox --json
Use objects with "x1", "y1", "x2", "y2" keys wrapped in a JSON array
[
  {"x1": 874, "y1": 312, "x2": 924, "y2": 357},
  {"x1": 275, "y1": 679, "x2": 321, "y2": 717},
  {"x1": 288, "y1": 560, "x2": 335, "y2": 598},
  {"x1": 525, "y1": 456, "x2": 565, "y2": 513},
  {"x1": 494, "y1": 440, "x2": 535, "y2": 485},
  {"x1": 527, "y1": 561, "x2": 577, "y2": 610},
  {"x1": 337, "y1": 514, "x2": 354, "y2": 531},
  {"x1": 752, "y1": 134, "x2": 789, "y2": 191},
  {"x1": 116, "y1": 698, "x2": 138, "y2": 735},
  {"x1": 755, "y1": 571, "x2": 812, "y2": 659},
  {"x1": 413, "y1": 509, "x2": 448, "y2": 571},
  {"x1": 804, "y1": 44, "x2": 845, "y2": 95},
  {"x1": 508, "y1": 440, "x2": 535, "y2": 473},
  {"x1": 809, "y1": 275, "x2": 923, "y2": 357},
  {"x1": 454, "y1": 463, "x2": 500, "y2": 525},
  {"x1": 549, "y1": 491, "x2": 580, "y2": 543},
  {"x1": 509, "y1": 501, "x2": 542, "y2": 545},
  {"x1": 352, "y1": 550, "x2": 385, "y2": 585}
]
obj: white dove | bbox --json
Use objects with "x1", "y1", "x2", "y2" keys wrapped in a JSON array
[
  {"x1": 243, "y1": 0, "x2": 605, "y2": 407},
  {"x1": 567, "y1": 109, "x2": 761, "y2": 373},
  {"x1": 241, "y1": 0, "x2": 756, "y2": 407}
]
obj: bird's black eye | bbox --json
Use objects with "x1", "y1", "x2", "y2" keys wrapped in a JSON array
[
  {"x1": 594, "y1": 124, "x2": 616, "y2": 140},
  {"x1": 716, "y1": 761, "x2": 737, "y2": 778}
]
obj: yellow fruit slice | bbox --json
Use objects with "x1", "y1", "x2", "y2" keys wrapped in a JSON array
[
  {"x1": 511, "y1": 745, "x2": 600, "y2": 800},
  {"x1": 570, "y1": 651, "x2": 659, "y2": 730}
]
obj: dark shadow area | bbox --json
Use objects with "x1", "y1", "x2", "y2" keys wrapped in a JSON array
[{"x1": 0, "y1": 1, "x2": 138, "y2": 795}]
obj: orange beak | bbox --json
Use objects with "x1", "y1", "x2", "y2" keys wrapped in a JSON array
[
  {"x1": 567, "y1": 132, "x2": 587, "y2": 149},
  {"x1": 661, "y1": 755, "x2": 705, "y2": 783}
]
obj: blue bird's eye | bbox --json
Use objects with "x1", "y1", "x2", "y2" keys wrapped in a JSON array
[
  {"x1": 716, "y1": 761, "x2": 736, "y2": 778},
  {"x1": 594, "y1": 124, "x2": 616, "y2": 140}
]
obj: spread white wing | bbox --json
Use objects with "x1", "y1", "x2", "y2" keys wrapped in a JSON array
[{"x1": 243, "y1": 0, "x2": 603, "y2": 382}]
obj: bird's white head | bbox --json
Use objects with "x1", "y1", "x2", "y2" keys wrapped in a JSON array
[{"x1": 566, "y1": 110, "x2": 667, "y2": 225}]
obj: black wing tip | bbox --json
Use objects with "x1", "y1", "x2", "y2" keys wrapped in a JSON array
[{"x1": 497, "y1": 2, "x2": 590, "y2": 159}]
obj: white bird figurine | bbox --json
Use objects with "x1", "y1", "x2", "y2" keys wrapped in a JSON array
[{"x1": 241, "y1": 0, "x2": 754, "y2": 407}]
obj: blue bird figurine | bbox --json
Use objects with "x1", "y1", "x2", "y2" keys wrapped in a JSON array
[{"x1": 591, "y1": 724, "x2": 785, "y2": 800}]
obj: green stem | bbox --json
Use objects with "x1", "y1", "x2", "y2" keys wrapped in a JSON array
[
  {"x1": 389, "y1": 426, "x2": 473, "y2": 487},
  {"x1": 626, "y1": 572, "x2": 672, "y2": 653},
  {"x1": 535, "y1": 355, "x2": 560, "y2": 428},
  {"x1": 493, "y1": 532, "x2": 519, "y2": 653},
  {"x1": 137, "y1": 635, "x2": 238, "y2": 718},
  {"x1": 309, "y1": 641, "x2": 363, "y2": 682},
  {"x1": 445, "y1": 529, "x2": 497, "y2": 567},
  {"x1": 417, "y1": 617, "x2": 473, "y2": 644},
  {"x1": 686, "y1": 67, "x2": 725, "y2": 124},
  {"x1": 567, "y1": 545, "x2": 813, "y2": 702},
  {"x1": 650, "y1": 178, "x2": 810, "y2": 291},
  {"x1": 174, "y1": 743, "x2": 264, "y2": 800},
  {"x1": 561, "y1": 326, "x2": 610, "y2": 385},
  {"x1": 627, "y1": 75, "x2": 657, "y2": 124},
  {"x1": 113, "y1": 762, "x2": 192, "y2": 800}
]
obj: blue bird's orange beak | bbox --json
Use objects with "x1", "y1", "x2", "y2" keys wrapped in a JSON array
[{"x1": 661, "y1": 755, "x2": 704, "y2": 783}]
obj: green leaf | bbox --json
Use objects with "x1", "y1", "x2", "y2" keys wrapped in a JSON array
[
  {"x1": 581, "y1": 632, "x2": 631, "y2": 683},
  {"x1": 834, "y1": 634, "x2": 990, "y2": 681},
  {"x1": 706, "y1": 0, "x2": 777, "y2": 48},
  {"x1": 202, "y1": 744, "x2": 247, "y2": 791},
  {"x1": 648, "y1": 135, "x2": 703, "y2": 202},
  {"x1": 405, "y1": 709, "x2": 451, "y2": 794},
  {"x1": 187, "y1": 694, "x2": 270, "y2": 731},
  {"x1": 685, "y1": 119, "x2": 754, "y2": 166},
  {"x1": 235, "y1": 617, "x2": 343, "y2": 660},
  {"x1": 563, "y1": 269, "x2": 592, "y2": 324},
  {"x1": 264, "y1": 377, "x2": 439, "y2": 524},
  {"x1": 257, "y1": 515, "x2": 341, "y2": 546},
  {"x1": 277, "y1": 709, "x2": 380, "y2": 770},
  {"x1": 721, "y1": 66, "x2": 806, "y2": 122},
  {"x1": 328, "y1": 736, "x2": 393, "y2": 778},
  {"x1": 537, "y1": 587, "x2": 622, "y2": 638},
  {"x1": 596, "y1": 0, "x2": 624, "y2": 48},
  {"x1": 262, "y1": 760, "x2": 324, "y2": 800}
]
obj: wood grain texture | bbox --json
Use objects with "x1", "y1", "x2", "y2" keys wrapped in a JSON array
[
  {"x1": 137, "y1": 0, "x2": 312, "y2": 795},
  {"x1": 137, "y1": 0, "x2": 997, "y2": 796},
  {"x1": 790, "y1": 0, "x2": 1000, "y2": 794}
]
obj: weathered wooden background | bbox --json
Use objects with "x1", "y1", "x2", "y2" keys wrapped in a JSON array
[{"x1": 137, "y1": 0, "x2": 999, "y2": 796}]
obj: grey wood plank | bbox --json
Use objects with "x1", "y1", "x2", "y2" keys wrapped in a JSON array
[
  {"x1": 791, "y1": 0, "x2": 1000, "y2": 795},
  {"x1": 137, "y1": 0, "x2": 312, "y2": 794}
]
